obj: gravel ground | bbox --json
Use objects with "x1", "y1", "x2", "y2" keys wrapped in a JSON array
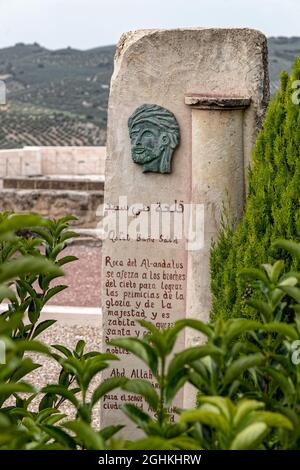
[{"x1": 49, "y1": 243, "x2": 102, "y2": 308}]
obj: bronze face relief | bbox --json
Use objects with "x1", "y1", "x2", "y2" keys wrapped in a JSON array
[{"x1": 128, "y1": 104, "x2": 180, "y2": 174}]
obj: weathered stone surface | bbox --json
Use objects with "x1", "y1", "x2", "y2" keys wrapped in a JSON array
[
  {"x1": 101, "y1": 28, "x2": 269, "y2": 435},
  {"x1": 0, "y1": 146, "x2": 106, "y2": 178},
  {"x1": 0, "y1": 146, "x2": 106, "y2": 227},
  {"x1": 2, "y1": 176, "x2": 104, "y2": 192},
  {"x1": 184, "y1": 94, "x2": 251, "y2": 109},
  {"x1": 0, "y1": 189, "x2": 103, "y2": 227}
]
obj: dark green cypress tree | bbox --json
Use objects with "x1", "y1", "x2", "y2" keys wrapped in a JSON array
[{"x1": 210, "y1": 57, "x2": 300, "y2": 320}]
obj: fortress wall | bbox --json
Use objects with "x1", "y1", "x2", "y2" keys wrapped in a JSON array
[
  {"x1": 0, "y1": 146, "x2": 107, "y2": 178},
  {"x1": 0, "y1": 146, "x2": 107, "y2": 227}
]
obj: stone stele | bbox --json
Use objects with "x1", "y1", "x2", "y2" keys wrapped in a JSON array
[{"x1": 101, "y1": 28, "x2": 269, "y2": 437}]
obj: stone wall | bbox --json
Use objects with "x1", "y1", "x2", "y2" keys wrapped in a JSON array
[
  {"x1": 0, "y1": 146, "x2": 106, "y2": 178},
  {"x1": 0, "y1": 189, "x2": 102, "y2": 227},
  {"x1": 0, "y1": 146, "x2": 106, "y2": 227}
]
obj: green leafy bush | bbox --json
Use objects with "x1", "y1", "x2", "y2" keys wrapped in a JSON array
[
  {"x1": 210, "y1": 57, "x2": 300, "y2": 320},
  {"x1": 1, "y1": 212, "x2": 300, "y2": 450}
]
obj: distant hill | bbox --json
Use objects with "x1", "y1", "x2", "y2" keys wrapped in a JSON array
[
  {"x1": 0, "y1": 37, "x2": 299, "y2": 149},
  {"x1": 268, "y1": 37, "x2": 300, "y2": 93},
  {"x1": 0, "y1": 43, "x2": 114, "y2": 148}
]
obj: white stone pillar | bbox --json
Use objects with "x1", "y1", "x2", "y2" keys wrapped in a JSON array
[{"x1": 184, "y1": 95, "x2": 251, "y2": 408}]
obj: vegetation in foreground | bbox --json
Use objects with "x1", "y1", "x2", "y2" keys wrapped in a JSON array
[{"x1": 0, "y1": 213, "x2": 299, "y2": 449}]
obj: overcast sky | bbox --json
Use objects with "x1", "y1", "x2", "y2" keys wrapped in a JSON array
[{"x1": 0, "y1": 0, "x2": 299, "y2": 50}]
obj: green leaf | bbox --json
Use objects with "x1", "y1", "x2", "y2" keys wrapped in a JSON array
[
  {"x1": 42, "y1": 425, "x2": 77, "y2": 449},
  {"x1": 262, "y1": 263, "x2": 275, "y2": 280},
  {"x1": 239, "y1": 268, "x2": 270, "y2": 285},
  {"x1": 0, "y1": 214, "x2": 44, "y2": 236},
  {"x1": 36, "y1": 408, "x2": 63, "y2": 424},
  {"x1": 263, "y1": 367, "x2": 296, "y2": 398},
  {"x1": 180, "y1": 408, "x2": 228, "y2": 432},
  {"x1": 269, "y1": 260, "x2": 285, "y2": 283},
  {"x1": 224, "y1": 319, "x2": 262, "y2": 344},
  {"x1": 10, "y1": 358, "x2": 41, "y2": 382},
  {"x1": 28, "y1": 298, "x2": 41, "y2": 324},
  {"x1": 61, "y1": 357, "x2": 84, "y2": 381},
  {"x1": 81, "y1": 357, "x2": 111, "y2": 390},
  {"x1": 0, "y1": 382, "x2": 35, "y2": 395},
  {"x1": 122, "y1": 379, "x2": 159, "y2": 410},
  {"x1": 56, "y1": 216, "x2": 78, "y2": 224},
  {"x1": 122, "y1": 404, "x2": 152, "y2": 429},
  {"x1": 230, "y1": 422, "x2": 268, "y2": 450},
  {"x1": 198, "y1": 397, "x2": 234, "y2": 421},
  {"x1": 91, "y1": 377, "x2": 128, "y2": 406},
  {"x1": 270, "y1": 288, "x2": 285, "y2": 307},
  {"x1": 173, "y1": 319, "x2": 213, "y2": 338},
  {"x1": 138, "y1": 320, "x2": 166, "y2": 356},
  {"x1": 168, "y1": 345, "x2": 222, "y2": 380},
  {"x1": 273, "y1": 239, "x2": 300, "y2": 259},
  {"x1": 41, "y1": 385, "x2": 79, "y2": 407},
  {"x1": 127, "y1": 436, "x2": 201, "y2": 450},
  {"x1": 30, "y1": 227, "x2": 52, "y2": 245},
  {"x1": 51, "y1": 344, "x2": 73, "y2": 357},
  {"x1": 43, "y1": 285, "x2": 67, "y2": 304},
  {"x1": 60, "y1": 231, "x2": 80, "y2": 243},
  {"x1": 233, "y1": 400, "x2": 265, "y2": 428},
  {"x1": 50, "y1": 243, "x2": 66, "y2": 261},
  {"x1": 99, "y1": 425, "x2": 124, "y2": 441},
  {"x1": 39, "y1": 271, "x2": 63, "y2": 291},
  {"x1": 57, "y1": 255, "x2": 78, "y2": 267},
  {"x1": 278, "y1": 276, "x2": 298, "y2": 287},
  {"x1": 246, "y1": 299, "x2": 273, "y2": 321},
  {"x1": 16, "y1": 340, "x2": 50, "y2": 355},
  {"x1": 75, "y1": 340, "x2": 86, "y2": 356},
  {"x1": 280, "y1": 286, "x2": 300, "y2": 304},
  {"x1": 32, "y1": 320, "x2": 57, "y2": 339},
  {"x1": 164, "y1": 319, "x2": 213, "y2": 355},
  {"x1": 261, "y1": 322, "x2": 298, "y2": 340},
  {"x1": 223, "y1": 353, "x2": 265, "y2": 385},
  {"x1": 164, "y1": 369, "x2": 189, "y2": 404},
  {"x1": 126, "y1": 437, "x2": 174, "y2": 450},
  {"x1": 9, "y1": 408, "x2": 32, "y2": 419},
  {"x1": 18, "y1": 279, "x2": 37, "y2": 299},
  {"x1": 0, "y1": 256, "x2": 62, "y2": 284},
  {"x1": 63, "y1": 420, "x2": 105, "y2": 450},
  {"x1": 77, "y1": 404, "x2": 91, "y2": 423},
  {"x1": 0, "y1": 285, "x2": 15, "y2": 300},
  {"x1": 46, "y1": 414, "x2": 67, "y2": 426},
  {"x1": 58, "y1": 370, "x2": 70, "y2": 387},
  {"x1": 253, "y1": 411, "x2": 293, "y2": 430},
  {"x1": 167, "y1": 437, "x2": 202, "y2": 450},
  {"x1": 109, "y1": 338, "x2": 158, "y2": 375},
  {"x1": 38, "y1": 394, "x2": 55, "y2": 411},
  {"x1": 188, "y1": 371, "x2": 206, "y2": 392},
  {"x1": 0, "y1": 312, "x2": 23, "y2": 334}
]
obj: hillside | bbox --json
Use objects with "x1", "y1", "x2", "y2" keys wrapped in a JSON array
[
  {"x1": 268, "y1": 37, "x2": 300, "y2": 92},
  {"x1": 0, "y1": 43, "x2": 114, "y2": 148},
  {"x1": 0, "y1": 37, "x2": 299, "y2": 148}
]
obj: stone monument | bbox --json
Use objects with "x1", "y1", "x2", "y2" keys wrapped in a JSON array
[{"x1": 101, "y1": 28, "x2": 269, "y2": 436}]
